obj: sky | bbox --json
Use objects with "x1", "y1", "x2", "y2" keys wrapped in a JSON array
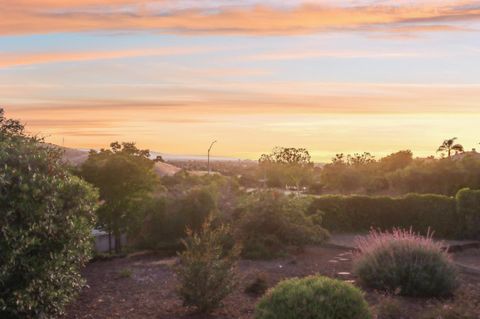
[{"x1": 1, "y1": 0, "x2": 480, "y2": 161}]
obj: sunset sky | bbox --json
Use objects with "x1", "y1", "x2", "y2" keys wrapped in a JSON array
[{"x1": 2, "y1": 0, "x2": 480, "y2": 161}]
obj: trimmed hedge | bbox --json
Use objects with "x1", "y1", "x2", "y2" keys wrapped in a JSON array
[
  {"x1": 456, "y1": 188, "x2": 480, "y2": 239},
  {"x1": 308, "y1": 194, "x2": 457, "y2": 238}
]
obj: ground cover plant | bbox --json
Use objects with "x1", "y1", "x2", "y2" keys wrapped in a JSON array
[{"x1": 255, "y1": 275, "x2": 372, "y2": 319}]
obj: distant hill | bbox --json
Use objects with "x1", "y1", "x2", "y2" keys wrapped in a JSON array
[
  {"x1": 53, "y1": 145, "x2": 182, "y2": 177},
  {"x1": 47, "y1": 144, "x2": 90, "y2": 166},
  {"x1": 153, "y1": 161, "x2": 182, "y2": 177}
]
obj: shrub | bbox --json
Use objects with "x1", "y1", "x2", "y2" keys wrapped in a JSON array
[
  {"x1": 172, "y1": 187, "x2": 218, "y2": 235},
  {"x1": 135, "y1": 187, "x2": 217, "y2": 250},
  {"x1": 235, "y1": 191, "x2": 328, "y2": 259},
  {"x1": 0, "y1": 110, "x2": 98, "y2": 318},
  {"x1": 255, "y1": 276, "x2": 372, "y2": 319},
  {"x1": 244, "y1": 273, "x2": 269, "y2": 296},
  {"x1": 176, "y1": 218, "x2": 239, "y2": 313},
  {"x1": 456, "y1": 188, "x2": 480, "y2": 239},
  {"x1": 354, "y1": 229, "x2": 458, "y2": 297},
  {"x1": 308, "y1": 194, "x2": 457, "y2": 238}
]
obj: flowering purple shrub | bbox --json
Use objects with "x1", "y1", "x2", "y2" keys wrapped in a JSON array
[{"x1": 354, "y1": 229, "x2": 458, "y2": 297}]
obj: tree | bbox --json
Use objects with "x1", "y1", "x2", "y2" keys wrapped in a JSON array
[
  {"x1": 80, "y1": 142, "x2": 158, "y2": 252},
  {"x1": 259, "y1": 147, "x2": 313, "y2": 191},
  {"x1": 0, "y1": 109, "x2": 98, "y2": 318},
  {"x1": 437, "y1": 137, "x2": 464, "y2": 158},
  {"x1": 379, "y1": 150, "x2": 413, "y2": 172},
  {"x1": 176, "y1": 217, "x2": 239, "y2": 313}
]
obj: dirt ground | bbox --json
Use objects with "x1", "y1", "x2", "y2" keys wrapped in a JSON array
[{"x1": 64, "y1": 246, "x2": 480, "y2": 319}]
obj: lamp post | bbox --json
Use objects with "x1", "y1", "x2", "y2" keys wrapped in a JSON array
[{"x1": 207, "y1": 140, "x2": 217, "y2": 175}]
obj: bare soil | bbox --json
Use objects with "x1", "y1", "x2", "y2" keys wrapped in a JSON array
[{"x1": 64, "y1": 246, "x2": 480, "y2": 319}]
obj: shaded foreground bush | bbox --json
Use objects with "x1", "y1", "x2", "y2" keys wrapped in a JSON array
[
  {"x1": 255, "y1": 276, "x2": 372, "y2": 319},
  {"x1": 0, "y1": 110, "x2": 98, "y2": 318},
  {"x1": 175, "y1": 218, "x2": 239, "y2": 313},
  {"x1": 354, "y1": 229, "x2": 458, "y2": 297},
  {"x1": 308, "y1": 194, "x2": 458, "y2": 238},
  {"x1": 235, "y1": 191, "x2": 328, "y2": 259},
  {"x1": 136, "y1": 186, "x2": 217, "y2": 250}
]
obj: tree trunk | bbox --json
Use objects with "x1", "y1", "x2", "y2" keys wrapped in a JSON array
[
  {"x1": 114, "y1": 229, "x2": 122, "y2": 253},
  {"x1": 108, "y1": 230, "x2": 112, "y2": 253}
]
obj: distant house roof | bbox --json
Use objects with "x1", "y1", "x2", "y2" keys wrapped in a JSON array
[
  {"x1": 451, "y1": 149, "x2": 480, "y2": 161},
  {"x1": 92, "y1": 229, "x2": 108, "y2": 236}
]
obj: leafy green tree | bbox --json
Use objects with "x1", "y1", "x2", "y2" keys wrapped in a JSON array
[
  {"x1": 235, "y1": 191, "x2": 328, "y2": 259},
  {"x1": 259, "y1": 147, "x2": 313, "y2": 191},
  {"x1": 437, "y1": 137, "x2": 464, "y2": 158},
  {"x1": 0, "y1": 109, "x2": 98, "y2": 318},
  {"x1": 80, "y1": 142, "x2": 158, "y2": 252}
]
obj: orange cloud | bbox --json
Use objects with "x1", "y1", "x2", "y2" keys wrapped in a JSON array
[
  {"x1": 0, "y1": 47, "x2": 215, "y2": 68},
  {"x1": 1, "y1": 1, "x2": 479, "y2": 36}
]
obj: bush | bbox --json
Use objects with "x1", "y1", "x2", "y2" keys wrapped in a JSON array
[
  {"x1": 354, "y1": 229, "x2": 458, "y2": 297},
  {"x1": 308, "y1": 194, "x2": 457, "y2": 238},
  {"x1": 0, "y1": 110, "x2": 98, "y2": 318},
  {"x1": 255, "y1": 276, "x2": 372, "y2": 319},
  {"x1": 235, "y1": 191, "x2": 328, "y2": 259},
  {"x1": 135, "y1": 187, "x2": 217, "y2": 250},
  {"x1": 176, "y1": 218, "x2": 239, "y2": 313},
  {"x1": 456, "y1": 188, "x2": 480, "y2": 239}
]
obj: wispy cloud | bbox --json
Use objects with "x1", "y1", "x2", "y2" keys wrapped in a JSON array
[
  {"x1": 1, "y1": 1, "x2": 480, "y2": 36},
  {"x1": 0, "y1": 47, "x2": 214, "y2": 68},
  {"x1": 244, "y1": 50, "x2": 424, "y2": 61}
]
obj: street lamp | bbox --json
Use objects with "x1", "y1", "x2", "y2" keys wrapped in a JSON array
[{"x1": 207, "y1": 140, "x2": 217, "y2": 175}]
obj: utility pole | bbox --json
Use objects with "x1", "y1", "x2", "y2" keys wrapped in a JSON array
[{"x1": 207, "y1": 140, "x2": 217, "y2": 175}]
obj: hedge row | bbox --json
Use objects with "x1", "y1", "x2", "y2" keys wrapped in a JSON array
[
  {"x1": 308, "y1": 189, "x2": 480, "y2": 239},
  {"x1": 456, "y1": 188, "x2": 480, "y2": 239}
]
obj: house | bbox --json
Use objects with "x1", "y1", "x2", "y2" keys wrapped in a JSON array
[
  {"x1": 452, "y1": 148, "x2": 480, "y2": 161},
  {"x1": 92, "y1": 229, "x2": 127, "y2": 253}
]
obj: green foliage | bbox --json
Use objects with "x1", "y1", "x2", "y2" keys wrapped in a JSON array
[
  {"x1": 386, "y1": 158, "x2": 469, "y2": 195},
  {"x1": 0, "y1": 110, "x2": 98, "y2": 318},
  {"x1": 255, "y1": 276, "x2": 372, "y2": 319},
  {"x1": 136, "y1": 186, "x2": 218, "y2": 249},
  {"x1": 259, "y1": 147, "x2": 313, "y2": 189},
  {"x1": 171, "y1": 187, "x2": 218, "y2": 235},
  {"x1": 456, "y1": 188, "x2": 480, "y2": 239},
  {"x1": 176, "y1": 218, "x2": 239, "y2": 313},
  {"x1": 235, "y1": 191, "x2": 328, "y2": 259},
  {"x1": 80, "y1": 141, "x2": 158, "y2": 251},
  {"x1": 354, "y1": 229, "x2": 458, "y2": 297},
  {"x1": 308, "y1": 193, "x2": 457, "y2": 238},
  {"x1": 319, "y1": 148, "x2": 480, "y2": 196}
]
